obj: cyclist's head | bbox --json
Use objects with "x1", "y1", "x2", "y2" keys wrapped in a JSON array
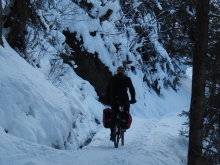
[{"x1": 117, "y1": 66, "x2": 125, "y2": 75}]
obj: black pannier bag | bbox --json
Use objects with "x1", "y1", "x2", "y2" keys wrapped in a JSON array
[
  {"x1": 103, "y1": 108, "x2": 115, "y2": 128},
  {"x1": 120, "y1": 111, "x2": 132, "y2": 129}
]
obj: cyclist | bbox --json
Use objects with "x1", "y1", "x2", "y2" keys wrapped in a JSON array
[{"x1": 105, "y1": 66, "x2": 136, "y2": 141}]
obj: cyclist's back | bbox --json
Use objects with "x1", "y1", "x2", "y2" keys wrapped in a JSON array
[
  {"x1": 110, "y1": 74, "x2": 133, "y2": 103},
  {"x1": 105, "y1": 66, "x2": 136, "y2": 111}
]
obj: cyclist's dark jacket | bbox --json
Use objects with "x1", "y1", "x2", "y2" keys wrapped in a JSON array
[{"x1": 105, "y1": 74, "x2": 135, "y2": 103}]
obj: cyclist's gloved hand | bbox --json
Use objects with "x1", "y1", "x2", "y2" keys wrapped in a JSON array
[{"x1": 129, "y1": 99, "x2": 136, "y2": 104}]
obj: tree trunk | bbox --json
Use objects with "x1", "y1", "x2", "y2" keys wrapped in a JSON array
[
  {"x1": 7, "y1": 0, "x2": 30, "y2": 52},
  {"x1": 0, "y1": 0, "x2": 2, "y2": 46},
  {"x1": 187, "y1": 0, "x2": 210, "y2": 165}
]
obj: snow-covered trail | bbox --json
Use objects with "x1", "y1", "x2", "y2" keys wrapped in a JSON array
[
  {"x1": 0, "y1": 112, "x2": 188, "y2": 165},
  {"x1": 0, "y1": 36, "x2": 191, "y2": 165},
  {"x1": 1, "y1": 73, "x2": 191, "y2": 165},
  {"x1": 73, "y1": 114, "x2": 188, "y2": 165}
]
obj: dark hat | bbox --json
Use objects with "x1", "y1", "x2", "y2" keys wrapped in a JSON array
[{"x1": 117, "y1": 66, "x2": 125, "y2": 74}]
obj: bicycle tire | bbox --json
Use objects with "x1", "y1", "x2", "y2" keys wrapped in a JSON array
[
  {"x1": 121, "y1": 130, "x2": 124, "y2": 146},
  {"x1": 114, "y1": 123, "x2": 119, "y2": 148}
]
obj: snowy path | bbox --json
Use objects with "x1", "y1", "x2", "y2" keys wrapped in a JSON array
[
  {"x1": 0, "y1": 34, "x2": 191, "y2": 165},
  {"x1": 1, "y1": 113, "x2": 188, "y2": 165},
  {"x1": 77, "y1": 114, "x2": 188, "y2": 165},
  {"x1": 0, "y1": 62, "x2": 190, "y2": 165}
]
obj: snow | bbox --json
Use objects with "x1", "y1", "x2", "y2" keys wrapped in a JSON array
[
  {"x1": 0, "y1": 38, "x2": 100, "y2": 151},
  {"x1": 0, "y1": 35, "x2": 191, "y2": 164},
  {"x1": 0, "y1": 0, "x2": 192, "y2": 164}
]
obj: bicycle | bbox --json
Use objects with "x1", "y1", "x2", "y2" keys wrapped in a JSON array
[{"x1": 113, "y1": 101, "x2": 129, "y2": 148}]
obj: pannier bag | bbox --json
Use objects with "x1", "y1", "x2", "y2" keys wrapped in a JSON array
[
  {"x1": 103, "y1": 108, "x2": 115, "y2": 128},
  {"x1": 120, "y1": 111, "x2": 132, "y2": 129}
]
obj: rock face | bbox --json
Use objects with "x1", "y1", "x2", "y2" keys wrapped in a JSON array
[{"x1": 62, "y1": 31, "x2": 112, "y2": 101}]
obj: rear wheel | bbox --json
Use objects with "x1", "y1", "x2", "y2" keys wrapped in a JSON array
[
  {"x1": 114, "y1": 123, "x2": 119, "y2": 148},
  {"x1": 121, "y1": 129, "x2": 124, "y2": 146}
]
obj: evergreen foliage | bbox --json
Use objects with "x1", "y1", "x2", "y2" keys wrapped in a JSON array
[
  {"x1": 119, "y1": 0, "x2": 186, "y2": 95},
  {"x1": 2, "y1": 0, "x2": 186, "y2": 96},
  {"x1": 202, "y1": 2, "x2": 220, "y2": 164}
]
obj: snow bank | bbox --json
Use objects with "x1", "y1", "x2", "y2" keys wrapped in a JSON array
[{"x1": 0, "y1": 39, "x2": 102, "y2": 150}]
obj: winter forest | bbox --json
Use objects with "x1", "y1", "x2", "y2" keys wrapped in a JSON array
[{"x1": 0, "y1": 0, "x2": 220, "y2": 165}]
